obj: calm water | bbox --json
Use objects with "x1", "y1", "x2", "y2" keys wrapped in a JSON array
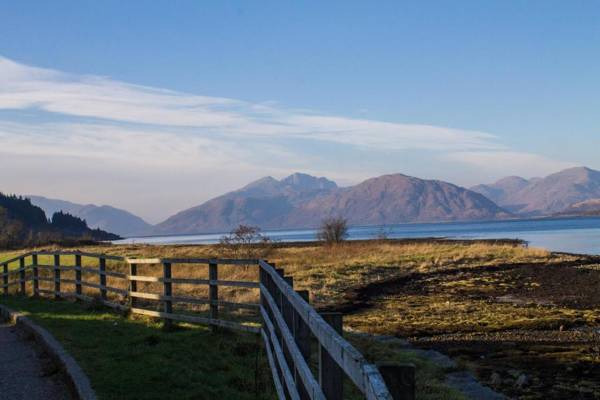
[{"x1": 114, "y1": 217, "x2": 600, "y2": 255}]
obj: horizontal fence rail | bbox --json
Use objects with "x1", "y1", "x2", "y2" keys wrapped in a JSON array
[{"x1": 1, "y1": 251, "x2": 413, "y2": 400}]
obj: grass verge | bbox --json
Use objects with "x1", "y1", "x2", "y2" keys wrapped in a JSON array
[{"x1": 0, "y1": 295, "x2": 274, "y2": 400}]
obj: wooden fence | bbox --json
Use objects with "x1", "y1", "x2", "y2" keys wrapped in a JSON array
[{"x1": 1, "y1": 251, "x2": 414, "y2": 400}]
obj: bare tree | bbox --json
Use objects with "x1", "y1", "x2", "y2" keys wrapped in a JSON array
[
  {"x1": 317, "y1": 216, "x2": 348, "y2": 244},
  {"x1": 218, "y1": 225, "x2": 273, "y2": 259}
]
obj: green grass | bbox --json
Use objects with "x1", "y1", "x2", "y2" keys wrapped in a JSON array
[{"x1": 0, "y1": 296, "x2": 275, "y2": 400}]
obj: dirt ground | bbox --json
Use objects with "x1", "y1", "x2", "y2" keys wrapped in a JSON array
[{"x1": 333, "y1": 257, "x2": 600, "y2": 399}]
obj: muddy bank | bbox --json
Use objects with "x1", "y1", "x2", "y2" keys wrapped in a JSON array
[{"x1": 327, "y1": 256, "x2": 600, "y2": 399}]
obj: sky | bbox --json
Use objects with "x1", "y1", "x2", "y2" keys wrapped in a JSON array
[{"x1": 1, "y1": 1, "x2": 599, "y2": 223}]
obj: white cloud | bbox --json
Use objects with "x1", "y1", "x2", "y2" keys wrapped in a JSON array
[
  {"x1": 0, "y1": 55, "x2": 575, "y2": 221},
  {"x1": 0, "y1": 56, "x2": 501, "y2": 151}
]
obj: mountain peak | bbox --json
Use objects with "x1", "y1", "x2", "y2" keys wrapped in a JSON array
[{"x1": 280, "y1": 173, "x2": 337, "y2": 191}]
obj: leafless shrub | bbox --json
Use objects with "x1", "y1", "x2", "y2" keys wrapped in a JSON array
[
  {"x1": 317, "y1": 216, "x2": 348, "y2": 245},
  {"x1": 217, "y1": 225, "x2": 274, "y2": 259}
]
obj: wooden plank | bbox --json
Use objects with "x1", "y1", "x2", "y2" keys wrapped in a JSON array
[
  {"x1": 161, "y1": 258, "x2": 259, "y2": 265},
  {"x1": 215, "y1": 279, "x2": 259, "y2": 289},
  {"x1": 129, "y1": 291, "x2": 162, "y2": 300},
  {"x1": 125, "y1": 258, "x2": 161, "y2": 264},
  {"x1": 19, "y1": 257, "x2": 26, "y2": 295},
  {"x1": 0, "y1": 252, "x2": 35, "y2": 266},
  {"x1": 209, "y1": 262, "x2": 218, "y2": 326},
  {"x1": 62, "y1": 280, "x2": 128, "y2": 296},
  {"x1": 319, "y1": 313, "x2": 343, "y2": 400},
  {"x1": 259, "y1": 260, "x2": 392, "y2": 400},
  {"x1": 129, "y1": 307, "x2": 260, "y2": 333},
  {"x1": 261, "y1": 307, "x2": 303, "y2": 400},
  {"x1": 163, "y1": 262, "x2": 173, "y2": 329},
  {"x1": 79, "y1": 266, "x2": 126, "y2": 278},
  {"x1": 261, "y1": 328, "x2": 287, "y2": 400},
  {"x1": 166, "y1": 277, "x2": 259, "y2": 288},
  {"x1": 34, "y1": 277, "x2": 54, "y2": 283},
  {"x1": 75, "y1": 255, "x2": 82, "y2": 297},
  {"x1": 54, "y1": 254, "x2": 61, "y2": 300},
  {"x1": 295, "y1": 290, "x2": 311, "y2": 400},
  {"x1": 32, "y1": 254, "x2": 39, "y2": 296},
  {"x1": 34, "y1": 250, "x2": 123, "y2": 261},
  {"x1": 127, "y1": 275, "x2": 161, "y2": 282},
  {"x1": 99, "y1": 258, "x2": 107, "y2": 300},
  {"x1": 127, "y1": 292, "x2": 259, "y2": 310},
  {"x1": 261, "y1": 294, "x2": 325, "y2": 400},
  {"x1": 129, "y1": 263, "x2": 138, "y2": 307}
]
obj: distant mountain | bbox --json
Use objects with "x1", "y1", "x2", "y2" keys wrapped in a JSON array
[
  {"x1": 153, "y1": 173, "x2": 339, "y2": 234},
  {"x1": 471, "y1": 176, "x2": 530, "y2": 208},
  {"x1": 0, "y1": 193, "x2": 119, "y2": 249},
  {"x1": 28, "y1": 196, "x2": 151, "y2": 237},
  {"x1": 471, "y1": 167, "x2": 600, "y2": 216},
  {"x1": 154, "y1": 172, "x2": 510, "y2": 235},
  {"x1": 557, "y1": 198, "x2": 600, "y2": 217}
]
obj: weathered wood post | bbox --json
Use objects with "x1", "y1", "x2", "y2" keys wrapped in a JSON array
[
  {"x1": 19, "y1": 257, "x2": 26, "y2": 295},
  {"x1": 295, "y1": 289, "x2": 311, "y2": 400},
  {"x1": 32, "y1": 254, "x2": 39, "y2": 297},
  {"x1": 54, "y1": 254, "x2": 61, "y2": 299},
  {"x1": 2, "y1": 263, "x2": 8, "y2": 295},
  {"x1": 75, "y1": 254, "x2": 82, "y2": 298},
  {"x1": 378, "y1": 363, "x2": 416, "y2": 400},
  {"x1": 99, "y1": 257, "x2": 107, "y2": 300},
  {"x1": 129, "y1": 263, "x2": 137, "y2": 308},
  {"x1": 163, "y1": 262, "x2": 173, "y2": 330},
  {"x1": 319, "y1": 312, "x2": 344, "y2": 400},
  {"x1": 209, "y1": 261, "x2": 218, "y2": 329}
]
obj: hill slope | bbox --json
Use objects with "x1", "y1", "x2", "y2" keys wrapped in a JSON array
[
  {"x1": 154, "y1": 173, "x2": 510, "y2": 234},
  {"x1": 471, "y1": 167, "x2": 600, "y2": 215},
  {"x1": 28, "y1": 196, "x2": 152, "y2": 237},
  {"x1": 0, "y1": 193, "x2": 119, "y2": 249}
]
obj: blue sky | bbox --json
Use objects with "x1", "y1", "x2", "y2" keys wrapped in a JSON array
[{"x1": 0, "y1": 1, "x2": 598, "y2": 222}]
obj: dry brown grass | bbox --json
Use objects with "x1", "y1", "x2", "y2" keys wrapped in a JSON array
[{"x1": 0, "y1": 240, "x2": 568, "y2": 317}]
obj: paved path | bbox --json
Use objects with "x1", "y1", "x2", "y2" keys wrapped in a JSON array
[{"x1": 0, "y1": 323, "x2": 71, "y2": 400}]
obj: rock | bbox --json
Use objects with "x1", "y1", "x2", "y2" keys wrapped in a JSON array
[{"x1": 515, "y1": 374, "x2": 528, "y2": 389}]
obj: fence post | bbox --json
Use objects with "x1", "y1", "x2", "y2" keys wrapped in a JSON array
[
  {"x1": 19, "y1": 257, "x2": 26, "y2": 295},
  {"x1": 209, "y1": 261, "x2": 218, "y2": 329},
  {"x1": 54, "y1": 254, "x2": 61, "y2": 299},
  {"x1": 295, "y1": 290, "x2": 311, "y2": 400},
  {"x1": 99, "y1": 257, "x2": 107, "y2": 300},
  {"x1": 2, "y1": 263, "x2": 8, "y2": 295},
  {"x1": 319, "y1": 312, "x2": 344, "y2": 400},
  {"x1": 129, "y1": 263, "x2": 137, "y2": 308},
  {"x1": 163, "y1": 262, "x2": 173, "y2": 330},
  {"x1": 378, "y1": 364, "x2": 416, "y2": 400},
  {"x1": 32, "y1": 254, "x2": 39, "y2": 297},
  {"x1": 75, "y1": 254, "x2": 82, "y2": 298}
]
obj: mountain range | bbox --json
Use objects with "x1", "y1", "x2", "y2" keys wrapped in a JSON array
[
  {"x1": 470, "y1": 167, "x2": 600, "y2": 216},
  {"x1": 152, "y1": 173, "x2": 510, "y2": 235},
  {"x1": 18, "y1": 166, "x2": 600, "y2": 237},
  {"x1": 27, "y1": 196, "x2": 152, "y2": 237}
]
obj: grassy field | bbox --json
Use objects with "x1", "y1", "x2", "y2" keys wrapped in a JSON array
[
  {"x1": 0, "y1": 240, "x2": 472, "y2": 400},
  {"x1": 3, "y1": 239, "x2": 598, "y2": 398},
  {"x1": 0, "y1": 296, "x2": 274, "y2": 400}
]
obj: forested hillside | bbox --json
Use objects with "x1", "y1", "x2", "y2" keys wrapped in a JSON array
[{"x1": 0, "y1": 193, "x2": 119, "y2": 249}]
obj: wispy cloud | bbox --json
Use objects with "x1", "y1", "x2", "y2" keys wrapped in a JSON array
[
  {"x1": 0, "y1": 56, "x2": 500, "y2": 151},
  {"x1": 0, "y1": 55, "x2": 574, "y2": 220}
]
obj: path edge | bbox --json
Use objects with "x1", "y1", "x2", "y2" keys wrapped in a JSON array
[{"x1": 0, "y1": 303, "x2": 97, "y2": 400}]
